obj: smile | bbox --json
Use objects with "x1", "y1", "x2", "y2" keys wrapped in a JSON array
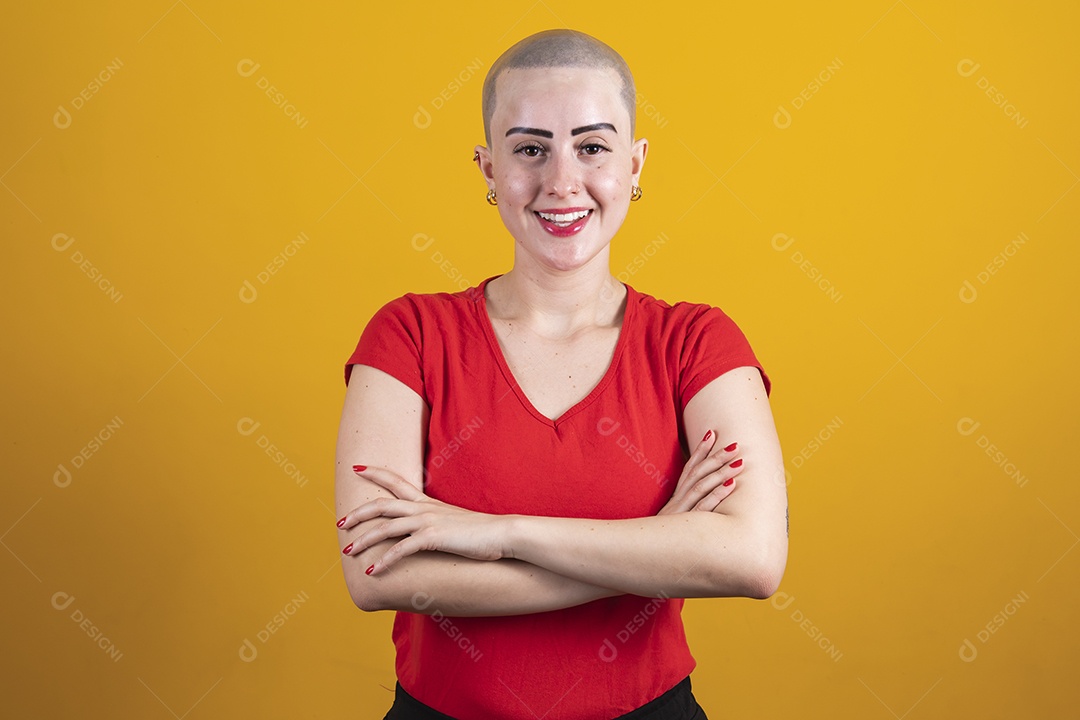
[
  {"x1": 537, "y1": 209, "x2": 590, "y2": 225},
  {"x1": 534, "y1": 209, "x2": 593, "y2": 236}
]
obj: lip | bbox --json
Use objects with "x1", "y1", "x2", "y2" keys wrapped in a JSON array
[
  {"x1": 534, "y1": 206, "x2": 592, "y2": 213},
  {"x1": 534, "y1": 208, "x2": 593, "y2": 237}
]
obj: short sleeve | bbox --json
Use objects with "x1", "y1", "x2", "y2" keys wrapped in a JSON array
[
  {"x1": 678, "y1": 305, "x2": 771, "y2": 413},
  {"x1": 343, "y1": 295, "x2": 425, "y2": 399}
]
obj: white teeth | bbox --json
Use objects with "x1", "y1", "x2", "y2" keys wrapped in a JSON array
[{"x1": 537, "y1": 210, "x2": 590, "y2": 225}]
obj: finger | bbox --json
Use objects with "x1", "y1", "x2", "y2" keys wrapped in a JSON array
[
  {"x1": 343, "y1": 515, "x2": 426, "y2": 556},
  {"x1": 353, "y1": 465, "x2": 426, "y2": 501},
  {"x1": 369, "y1": 530, "x2": 436, "y2": 574},
  {"x1": 692, "y1": 477, "x2": 736, "y2": 512},
  {"x1": 681, "y1": 443, "x2": 742, "y2": 492},
  {"x1": 342, "y1": 498, "x2": 427, "y2": 529},
  {"x1": 678, "y1": 429, "x2": 717, "y2": 484},
  {"x1": 678, "y1": 455, "x2": 746, "y2": 509},
  {"x1": 682, "y1": 470, "x2": 732, "y2": 510},
  {"x1": 671, "y1": 452, "x2": 729, "y2": 505}
]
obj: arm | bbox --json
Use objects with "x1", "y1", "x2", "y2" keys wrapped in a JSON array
[
  {"x1": 507, "y1": 366, "x2": 787, "y2": 599},
  {"x1": 335, "y1": 364, "x2": 622, "y2": 616},
  {"x1": 355, "y1": 366, "x2": 788, "y2": 600}
]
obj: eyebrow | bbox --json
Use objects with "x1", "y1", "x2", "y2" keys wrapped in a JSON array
[{"x1": 505, "y1": 122, "x2": 618, "y2": 138}]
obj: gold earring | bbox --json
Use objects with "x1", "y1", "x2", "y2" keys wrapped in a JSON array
[
  {"x1": 473, "y1": 151, "x2": 479, "y2": 162},
  {"x1": 630, "y1": 185, "x2": 643, "y2": 202},
  {"x1": 486, "y1": 188, "x2": 498, "y2": 206}
]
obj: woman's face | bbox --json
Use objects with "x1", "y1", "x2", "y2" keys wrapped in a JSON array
[{"x1": 476, "y1": 66, "x2": 647, "y2": 274}]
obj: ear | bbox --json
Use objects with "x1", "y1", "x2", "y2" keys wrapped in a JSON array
[
  {"x1": 474, "y1": 144, "x2": 495, "y2": 186},
  {"x1": 630, "y1": 137, "x2": 648, "y2": 186}
]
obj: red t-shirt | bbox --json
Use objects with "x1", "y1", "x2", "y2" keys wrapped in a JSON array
[{"x1": 344, "y1": 274, "x2": 770, "y2": 720}]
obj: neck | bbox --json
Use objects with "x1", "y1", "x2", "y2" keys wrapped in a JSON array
[{"x1": 487, "y1": 256, "x2": 625, "y2": 338}]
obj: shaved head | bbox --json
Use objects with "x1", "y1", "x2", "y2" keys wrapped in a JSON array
[{"x1": 482, "y1": 29, "x2": 636, "y2": 146}]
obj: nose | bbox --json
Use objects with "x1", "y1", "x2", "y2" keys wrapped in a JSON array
[{"x1": 544, "y1": 148, "x2": 580, "y2": 197}]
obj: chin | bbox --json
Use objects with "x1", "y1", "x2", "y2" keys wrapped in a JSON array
[{"x1": 538, "y1": 243, "x2": 609, "y2": 273}]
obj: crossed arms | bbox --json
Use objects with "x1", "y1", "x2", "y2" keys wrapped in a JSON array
[{"x1": 334, "y1": 364, "x2": 787, "y2": 618}]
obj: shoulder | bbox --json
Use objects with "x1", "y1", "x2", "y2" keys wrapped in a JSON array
[
  {"x1": 368, "y1": 283, "x2": 483, "y2": 327},
  {"x1": 627, "y1": 283, "x2": 768, "y2": 393},
  {"x1": 628, "y1": 283, "x2": 742, "y2": 336},
  {"x1": 346, "y1": 283, "x2": 484, "y2": 389}
]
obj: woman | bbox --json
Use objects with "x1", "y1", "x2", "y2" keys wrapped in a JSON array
[{"x1": 336, "y1": 28, "x2": 787, "y2": 720}]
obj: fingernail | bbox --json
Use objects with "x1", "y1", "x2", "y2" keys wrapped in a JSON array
[
  {"x1": 353, "y1": 464, "x2": 367, "y2": 473},
  {"x1": 723, "y1": 478, "x2": 734, "y2": 487},
  {"x1": 702, "y1": 430, "x2": 712, "y2": 443},
  {"x1": 342, "y1": 543, "x2": 353, "y2": 555},
  {"x1": 730, "y1": 458, "x2": 744, "y2": 468},
  {"x1": 365, "y1": 564, "x2": 375, "y2": 575},
  {"x1": 336, "y1": 516, "x2": 347, "y2": 528},
  {"x1": 723, "y1": 442, "x2": 738, "y2": 452}
]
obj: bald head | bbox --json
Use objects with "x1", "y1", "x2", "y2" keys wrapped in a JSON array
[{"x1": 481, "y1": 29, "x2": 636, "y2": 147}]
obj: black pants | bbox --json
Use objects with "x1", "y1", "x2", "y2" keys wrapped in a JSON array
[{"x1": 384, "y1": 676, "x2": 709, "y2": 720}]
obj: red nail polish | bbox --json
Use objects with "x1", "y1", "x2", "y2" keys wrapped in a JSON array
[
  {"x1": 365, "y1": 564, "x2": 375, "y2": 575},
  {"x1": 730, "y1": 458, "x2": 743, "y2": 468},
  {"x1": 723, "y1": 442, "x2": 738, "y2": 452},
  {"x1": 702, "y1": 430, "x2": 712, "y2": 443},
  {"x1": 342, "y1": 543, "x2": 353, "y2": 555},
  {"x1": 336, "y1": 516, "x2": 347, "y2": 528},
  {"x1": 723, "y1": 478, "x2": 734, "y2": 487},
  {"x1": 353, "y1": 464, "x2": 367, "y2": 472}
]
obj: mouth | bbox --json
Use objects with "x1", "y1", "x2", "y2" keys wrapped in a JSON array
[{"x1": 534, "y1": 209, "x2": 593, "y2": 237}]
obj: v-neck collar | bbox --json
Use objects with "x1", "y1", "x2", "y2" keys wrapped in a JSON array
[{"x1": 473, "y1": 274, "x2": 634, "y2": 428}]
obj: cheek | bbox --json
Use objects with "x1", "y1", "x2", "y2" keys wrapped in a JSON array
[
  {"x1": 496, "y1": 169, "x2": 537, "y2": 205},
  {"x1": 589, "y1": 168, "x2": 627, "y2": 203}
]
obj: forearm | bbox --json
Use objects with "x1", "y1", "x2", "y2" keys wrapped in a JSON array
[
  {"x1": 346, "y1": 540, "x2": 622, "y2": 617},
  {"x1": 507, "y1": 511, "x2": 786, "y2": 599}
]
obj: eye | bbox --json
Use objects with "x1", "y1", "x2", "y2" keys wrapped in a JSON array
[
  {"x1": 581, "y1": 143, "x2": 609, "y2": 156},
  {"x1": 514, "y1": 143, "x2": 544, "y2": 158}
]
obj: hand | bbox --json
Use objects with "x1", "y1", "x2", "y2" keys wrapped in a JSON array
[
  {"x1": 658, "y1": 430, "x2": 745, "y2": 514},
  {"x1": 339, "y1": 465, "x2": 511, "y2": 574}
]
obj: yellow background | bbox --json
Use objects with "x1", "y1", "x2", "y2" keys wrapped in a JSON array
[{"x1": 3, "y1": 1, "x2": 1077, "y2": 717}]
